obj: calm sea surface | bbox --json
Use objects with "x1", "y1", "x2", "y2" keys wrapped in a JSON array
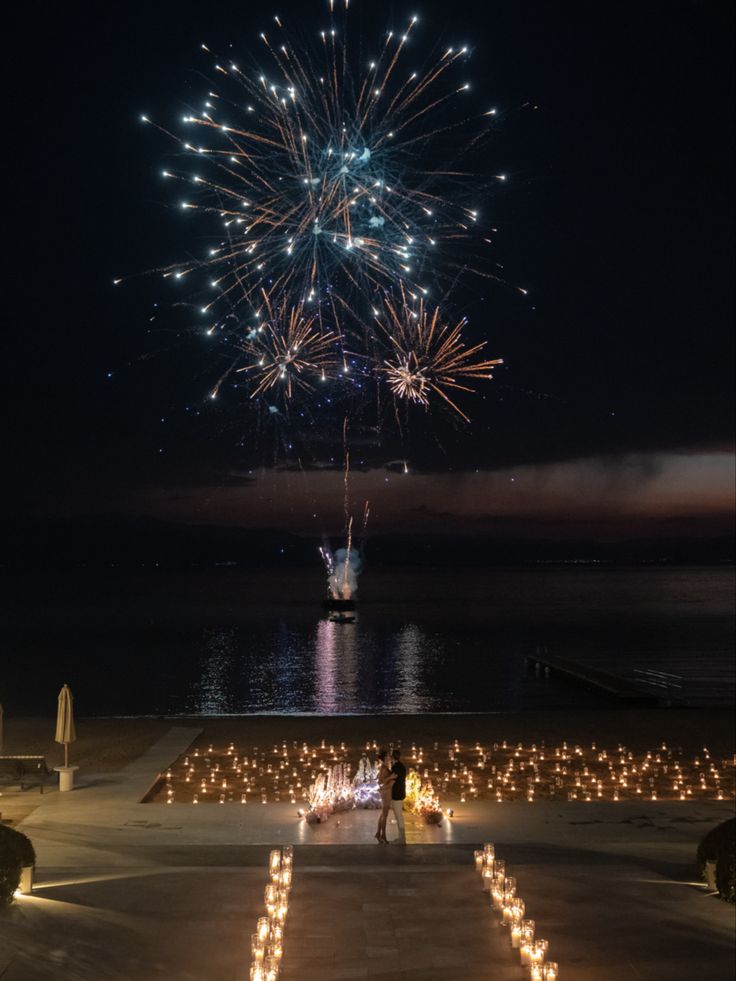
[{"x1": 1, "y1": 566, "x2": 733, "y2": 715}]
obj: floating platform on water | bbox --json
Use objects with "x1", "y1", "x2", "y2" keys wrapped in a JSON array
[
  {"x1": 527, "y1": 651, "x2": 658, "y2": 704},
  {"x1": 329, "y1": 613, "x2": 356, "y2": 624},
  {"x1": 323, "y1": 597, "x2": 356, "y2": 611}
]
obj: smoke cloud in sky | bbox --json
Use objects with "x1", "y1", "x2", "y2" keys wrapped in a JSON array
[{"x1": 30, "y1": 448, "x2": 735, "y2": 540}]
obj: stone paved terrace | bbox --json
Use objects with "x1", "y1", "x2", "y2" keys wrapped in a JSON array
[{"x1": 1, "y1": 726, "x2": 734, "y2": 980}]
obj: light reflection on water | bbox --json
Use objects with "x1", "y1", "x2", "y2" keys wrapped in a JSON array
[
  {"x1": 7, "y1": 567, "x2": 732, "y2": 715},
  {"x1": 185, "y1": 617, "x2": 453, "y2": 715},
  {"x1": 195, "y1": 627, "x2": 237, "y2": 714},
  {"x1": 391, "y1": 624, "x2": 426, "y2": 714}
]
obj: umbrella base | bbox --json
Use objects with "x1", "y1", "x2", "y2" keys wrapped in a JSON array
[{"x1": 54, "y1": 765, "x2": 79, "y2": 792}]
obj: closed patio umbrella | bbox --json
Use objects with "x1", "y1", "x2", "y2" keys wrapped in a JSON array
[{"x1": 55, "y1": 683, "x2": 76, "y2": 768}]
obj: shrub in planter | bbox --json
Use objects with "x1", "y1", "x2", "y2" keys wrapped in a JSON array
[
  {"x1": 696, "y1": 818, "x2": 735, "y2": 904},
  {"x1": 715, "y1": 832, "x2": 735, "y2": 905},
  {"x1": 696, "y1": 819, "x2": 735, "y2": 879},
  {"x1": 0, "y1": 825, "x2": 36, "y2": 906}
]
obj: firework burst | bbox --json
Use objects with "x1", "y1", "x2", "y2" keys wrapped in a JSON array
[
  {"x1": 376, "y1": 290, "x2": 503, "y2": 422},
  {"x1": 130, "y1": 1, "x2": 516, "y2": 455},
  {"x1": 139, "y1": 4, "x2": 502, "y2": 330},
  {"x1": 235, "y1": 294, "x2": 340, "y2": 401}
]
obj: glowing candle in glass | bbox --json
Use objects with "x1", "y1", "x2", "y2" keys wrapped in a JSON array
[
  {"x1": 520, "y1": 921, "x2": 535, "y2": 963},
  {"x1": 511, "y1": 923, "x2": 523, "y2": 948},
  {"x1": 529, "y1": 941, "x2": 546, "y2": 971},
  {"x1": 268, "y1": 940, "x2": 283, "y2": 962},
  {"x1": 501, "y1": 898, "x2": 514, "y2": 926},
  {"x1": 257, "y1": 917, "x2": 270, "y2": 943},
  {"x1": 251, "y1": 934, "x2": 265, "y2": 964},
  {"x1": 491, "y1": 885, "x2": 504, "y2": 910},
  {"x1": 474, "y1": 849, "x2": 484, "y2": 871},
  {"x1": 543, "y1": 963, "x2": 559, "y2": 980},
  {"x1": 531, "y1": 966, "x2": 543, "y2": 981},
  {"x1": 250, "y1": 967, "x2": 264, "y2": 981}
]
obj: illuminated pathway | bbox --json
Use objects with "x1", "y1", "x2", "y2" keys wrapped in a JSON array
[{"x1": 280, "y1": 851, "x2": 506, "y2": 981}]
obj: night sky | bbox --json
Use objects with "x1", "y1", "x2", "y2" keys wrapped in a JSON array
[{"x1": 7, "y1": 1, "x2": 734, "y2": 544}]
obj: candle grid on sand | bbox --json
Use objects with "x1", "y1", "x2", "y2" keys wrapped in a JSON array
[
  {"x1": 157, "y1": 737, "x2": 734, "y2": 806},
  {"x1": 475, "y1": 843, "x2": 558, "y2": 980}
]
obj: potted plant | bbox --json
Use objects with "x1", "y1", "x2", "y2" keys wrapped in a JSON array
[
  {"x1": 0, "y1": 825, "x2": 36, "y2": 903},
  {"x1": 696, "y1": 818, "x2": 735, "y2": 903}
]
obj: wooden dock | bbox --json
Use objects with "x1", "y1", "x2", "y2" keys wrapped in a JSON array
[{"x1": 527, "y1": 651, "x2": 659, "y2": 704}]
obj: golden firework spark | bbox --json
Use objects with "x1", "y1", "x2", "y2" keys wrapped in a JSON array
[
  {"x1": 236, "y1": 295, "x2": 339, "y2": 400},
  {"x1": 378, "y1": 291, "x2": 502, "y2": 422}
]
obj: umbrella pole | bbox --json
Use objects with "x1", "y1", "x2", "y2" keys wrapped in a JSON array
[{"x1": 64, "y1": 742, "x2": 69, "y2": 768}]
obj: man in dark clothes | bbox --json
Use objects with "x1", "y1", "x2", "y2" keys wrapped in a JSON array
[{"x1": 390, "y1": 747, "x2": 407, "y2": 843}]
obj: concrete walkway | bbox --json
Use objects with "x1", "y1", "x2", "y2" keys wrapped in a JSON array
[{"x1": 1, "y1": 727, "x2": 733, "y2": 980}]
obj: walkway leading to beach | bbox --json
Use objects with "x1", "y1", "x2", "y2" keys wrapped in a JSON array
[
  {"x1": 280, "y1": 855, "x2": 506, "y2": 981},
  {"x1": 1, "y1": 724, "x2": 734, "y2": 980}
]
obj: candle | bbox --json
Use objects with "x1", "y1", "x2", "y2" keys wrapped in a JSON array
[
  {"x1": 251, "y1": 935, "x2": 265, "y2": 964},
  {"x1": 520, "y1": 919, "x2": 535, "y2": 962},
  {"x1": 268, "y1": 940, "x2": 283, "y2": 962},
  {"x1": 250, "y1": 967, "x2": 264, "y2": 981},
  {"x1": 511, "y1": 924, "x2": 523, "y2": 948},
  {"x1": 529, "y1": 942, "x2": 546, "y2": 970},
  {"x1": 531, "y1": 966, "x2": 543, "y2": 981},
  {"x1": 543, "y1": 963, "x2": 559, "y2": 980},
  {"x1": 257, "y1": 917, "x2": 270, "y2": 943}
]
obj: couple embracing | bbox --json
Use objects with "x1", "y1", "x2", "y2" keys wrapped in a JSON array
[{"x1": 375, "y1": 748, "x2": 406, "y2": 844}]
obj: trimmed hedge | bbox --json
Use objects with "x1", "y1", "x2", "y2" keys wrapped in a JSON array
[
  {"x1": 715, "y1": 832, "x2": 736, "y2": 904},
  {"x1": 696, "y1": 818, "x2": 735, "y2": 904},
  {"x1": 0, "y1": 825, "x2": 36, "y2": 906}
]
